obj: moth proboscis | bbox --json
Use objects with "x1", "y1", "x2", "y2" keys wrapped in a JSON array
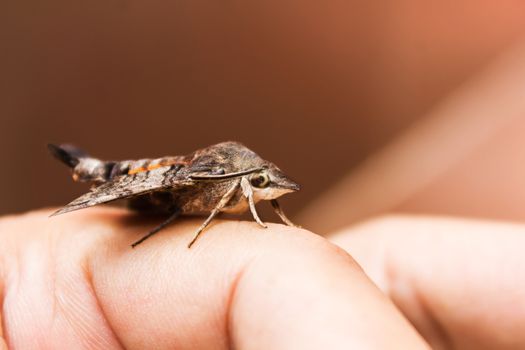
[{"x1": 48, "y1": 141, "x2": 300, "y2": 248}]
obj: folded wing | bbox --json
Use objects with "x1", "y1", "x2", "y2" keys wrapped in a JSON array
[{"x1": 52, "y1": 165, "x2": 186, "y2": 216}]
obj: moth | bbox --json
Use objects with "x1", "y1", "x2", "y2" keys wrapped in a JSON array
[{"x1": 48, "y1": 141, "x2": 300, "y2": 248}]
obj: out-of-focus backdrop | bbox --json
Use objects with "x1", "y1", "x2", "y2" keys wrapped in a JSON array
[{"x1": 2, "y1": 1, "x2": 525, "y2": 233}]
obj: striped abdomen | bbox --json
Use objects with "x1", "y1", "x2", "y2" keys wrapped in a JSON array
[{"x1": 48, "y1": 144, "x2": 186, "y2": 184}]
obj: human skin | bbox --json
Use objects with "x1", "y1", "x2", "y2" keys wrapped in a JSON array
[
  {"x1": 0, "y1": 208, "x2": 427, "y2": 349},
  {"x1": 2, "y1": 210, "x2": 525, "y2": 349}
]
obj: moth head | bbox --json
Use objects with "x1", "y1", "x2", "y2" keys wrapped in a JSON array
[{"x1": 248, "y1": 166, "x2": 300, "y2": 200}]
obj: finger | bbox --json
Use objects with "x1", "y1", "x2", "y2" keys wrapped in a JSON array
[
  {"x1": 329, "y1": 215, "x2": 525, "y2": 350},
  {"x1": 0, "y1": 209, "x2": 428, "y2": 349}
]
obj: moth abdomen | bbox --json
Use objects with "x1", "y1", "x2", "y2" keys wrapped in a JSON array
[
  {"x1": 72, "y1": 157, "x2": 116, "y2": 183},
  {"x1": 49, "y1": 144, "x2": 116, "y2": 184},
  {"x1": 48, "y1": 144, "x2": 86, "y2": 168}
]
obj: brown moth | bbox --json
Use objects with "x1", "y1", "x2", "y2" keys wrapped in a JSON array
[{"x1": 48, "y1": 141, "x2": 300, "y2": 248}]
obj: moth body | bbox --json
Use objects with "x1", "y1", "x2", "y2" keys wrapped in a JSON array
[{"x1": 48, "y1": 141, "x2": 300, "y2": 248}]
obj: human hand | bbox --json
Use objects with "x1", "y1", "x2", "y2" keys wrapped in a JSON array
[
  {"x1": 0, "y1": 209, "x2": 427, "y2": 349},
  {"x1": 329, "y1": 215, "x2": 525, "y2": 350}
]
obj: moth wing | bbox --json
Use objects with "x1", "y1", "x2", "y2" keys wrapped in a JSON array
[{"x1": 52, "y1": 166, "x2": 187, "y2": 216}]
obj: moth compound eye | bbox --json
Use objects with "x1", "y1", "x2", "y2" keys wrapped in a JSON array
[{"x1": 250, "y1": 173, "x2": 270, "y2": 188}]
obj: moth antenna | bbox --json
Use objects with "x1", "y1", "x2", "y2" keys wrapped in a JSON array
[
  {"x1": 48, "y1": 144, "x2": 88, "y2": 168},
  {"x1": 190, "y1": 167, "x2": 264, "y2": 181}
]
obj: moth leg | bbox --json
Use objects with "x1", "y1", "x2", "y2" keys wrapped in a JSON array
[
  {"x1": 240, "y1": 177, "x2": 267, "y2": 228},
  {"x1": 271, "y1": 199, "x2": 300, "y2": 227},
  {"x1": 186, "y1": 208, "x2": 220, "y2": 248},
  {"x1": 131, "y1": 208, "x2": 181, "y2": 248},
  {"x1": 187, "y1": 180, "x2": 240, "y2": 248}
]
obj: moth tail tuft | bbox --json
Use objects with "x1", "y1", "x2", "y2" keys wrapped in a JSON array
[{"x1": 48, "y1": 144, "x2": 88, "y2": 168}]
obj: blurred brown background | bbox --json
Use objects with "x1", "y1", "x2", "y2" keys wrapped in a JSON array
[{"x1": 2, "y1": 1, "x2": 525, "y2": 228}]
